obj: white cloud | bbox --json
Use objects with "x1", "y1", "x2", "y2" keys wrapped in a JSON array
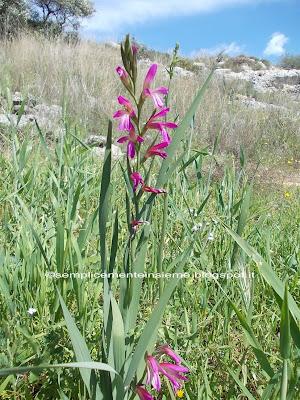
[
  {"x1": 192, "y1": 42, "x2": 244, "y2": 57},
  {"x1": 83, "y1": 0, "x2": 276, "y2": 37},
  {"x1": 264, "y1": 32, "x2": 288, "y2": 56}
]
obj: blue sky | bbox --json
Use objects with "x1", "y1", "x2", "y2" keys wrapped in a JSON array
[{"x1": 82, "y1": 0, "x2": 300, "y2": 60}]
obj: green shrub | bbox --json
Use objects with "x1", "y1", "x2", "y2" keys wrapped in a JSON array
[{"x1": 280, "y1": 54, "x2": 300, "y2": 70}]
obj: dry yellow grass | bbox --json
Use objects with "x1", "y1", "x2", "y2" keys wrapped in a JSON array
[{"x1": 0, "y1": 34, "x2": 299, "y2": 162}]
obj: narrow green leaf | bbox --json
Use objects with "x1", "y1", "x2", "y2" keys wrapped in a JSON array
[
  {"x1": 223, "y1": 223, "x2": 300, "y2": 320},
  {"x1": 124, "y1": 245, "x2": 193, "y2": 388},
  {"x1": 227, "y1": 367, "x2": 256, "y2": 400},
  {"x1": 280, "y1": 284, "x2": 291, "y2": 360},
  {"x1": 231, "y1": 183, "x2": 252, "y2": 267},
  {"x1": 99, "y1": 120, "x2": 112, "y2": 273},
  {"x1": 0, "y1": 362, "x2": 117, "y2": 377},
  {"x1": 57, "y1": 291, "x2": 102, "y2": 399},
  {"x1": 230, "y1": 302, "x2": 274, "y2": 377}
]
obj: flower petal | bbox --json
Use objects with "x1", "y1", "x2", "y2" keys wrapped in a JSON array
[
  {"x1": 130, "y1": 172, "x2": 144, "y2": 191},
  {"x1": 118, "y1": 114, "x2": 131, "y2": 131},
  {"x1": 150, "y1": 91, "x2": 165, "y2": 108},
  {"x1": 116, "y1": 66, "x2": 128, "y2": 81},
  {"x1": 113, "y1": 110, "x2": 126, "y2": 118},
  {"x1": 157, "y1": 344, "x2": 182, "y2": 364},
  {"x1": 135, "y1": 386, "x2": 154, "y2": 400},
  {"x1": 143, "y1": 186, "x2": 166, "y2": 194},
  {"x1": 117, "y1": 135, "x2": 129, "y2": 143},
  {"x1": 127, "y1": 141, "x2": 135, "y2": 159},
  {"x1": 118, "y1": 95, "x2": 132, "y2": 108},
  {"x1": 143, "y1": 64, "x2": 157, "y2": 90},
  {"x1": 146, "y1": 355, "x2": 161, "y2": 391},
  {"x1": 153, "y1": 86, "x2": 169, "y2": 95},
  {"x1": 151, "y1": 107, "x2": 170, "y2": 119}
]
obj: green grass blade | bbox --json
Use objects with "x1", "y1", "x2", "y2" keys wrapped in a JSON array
[
  {"x1": 230, "y1": 302, "x2": 274, "y2": 377},
  {"x1": 124, "y1": 245, "x2": 193, "y2": 388},
  {"x1": 57, "y1": 291, "x2": 102, "y2": 399},
  {"x1": 99, "y1": 120, "x2": 112, "y2": 273},
  {"x1": 223, "y1": 223, "x2": 300, "y2": 320},
  {"x1": 0, "y1": 362, "x2": 117, "y2": 377},
  {"x1": 226, "y1": 366, "x2": 256, "y2": 400},
  {"x1": 280, "y1": 284, "x2": 291, "y2": 360}
]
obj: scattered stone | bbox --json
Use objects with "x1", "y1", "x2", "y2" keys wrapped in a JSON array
[
  {"x1": 0, "y1": 113, "x2": 35, "y2": 128},
  {"x1": 216, "y1": 68, "x2": 300, "y2": 95},
  {"x1": 234, "y1": 94, "x2": 290, "y2": 112},
  {"x1": 173, "y1": 66, "x2": 194, "y2": 77},
  {"x1": 193, "y1": 62, "x2": 207, "y2": 70},
  {"x1": 85, "y1": 134, "x2": 124, "y2": 159},
  {"x1": 85, "y1": 135, "x2": 107, "y2": 148}
]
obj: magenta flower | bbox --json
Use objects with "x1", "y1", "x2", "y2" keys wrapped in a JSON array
[
  {"x1": 146, "y1": 108, "x2": 177, "y2": 144},
  {"x1": 132, "y1": 43, "x2": 138, "y2": 54},
  {"x1": 145, "y1": 142, "x2": 169, "y2": 159},
  {"x1": 156, "y1": 344, "x2": 182, "y2": 364},
  {"x1": 117, "y1": 128, "x2": 143, "y2": 158},
  {"x1": 130, "y1": 172, "x2": 144, "y2": 191},
  {"x1": 135, "y1": 385, "x2": 154, "y2": 400},
  {"x1": 143, "y1": 64, "x2": 168, "y2": 109},
  {"x1": 131, "y1": 219, "x2": 150, "y2": 232},
  {"x1": 113, "y1": 96, "x2": 136, "y2": 131},
  {"x1": 146, "y1": 355, "x2": 161, "y2": 391},
  {"x1": 116, "y1": 66, "x2": 130, "y2": 86},
  {"x1": 143, "y1": 186, "x2": 166, "y2": 194},
  {"x1": 159, "y1": 363, "x2": 189, "y2": 392}
]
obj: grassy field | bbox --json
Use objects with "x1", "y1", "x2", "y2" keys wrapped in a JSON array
[{"x1": 0, "y1": 35, "x2": 300, "y2": 399}]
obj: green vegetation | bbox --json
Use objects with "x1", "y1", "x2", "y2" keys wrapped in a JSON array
[
  {"x1": 0, "y1": 36, "x2": 299, "y2": 399},
  {"x1": 0, "y1": 0, "x2": 94, "y2": 38},
  {"x1": 280, "y1": 54, "x2": 300, "y2": 70}
]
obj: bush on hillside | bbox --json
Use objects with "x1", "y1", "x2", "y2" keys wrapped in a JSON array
[
  {"x1": 0, "y1": 0, "x2": 94, "y2": 38},
  {"x1": 280, "y1": 54, "x2": 300, "y2": 70}
]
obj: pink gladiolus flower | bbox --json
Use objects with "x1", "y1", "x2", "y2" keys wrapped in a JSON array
[
  {"x1": 143, "y1": 186, "x2": 166, "y2": 194},
  {"x1": 146, "y1": 108, "x2": 177, "y2": 144},
  {"x1": 116, "y1": 66, "x2": 130, "y2": 86},
  {"x1": 159, "y1": 363, "x2": 189, "y2": 392},
  {"x1": 117, "y1": 128, "x2": 143, "y2": 158},
  {"x1": 130, "y1": 172, "x2": 144, "y2": 191},
  {"x1": 146, "y1": 355, "x2": 161, "y2": 391},
  {"x1": 145, "y1": 142, "x2": 169, "y2": 159},
  {"x1": 113, "y1": 96, "x2": 136, "y2": 131},
  {"x1": 143, "y1": 64, "x2": 168, "y2": 109},
  {"x1": 131, "y1": 219, "x2": 150, "y2": 232},
  {"x1": 135, "y1": 385, "x2": 154, "y2": 400},
  {"x1": 157, "y1": 344, "x2": 182, "y2": 364}
]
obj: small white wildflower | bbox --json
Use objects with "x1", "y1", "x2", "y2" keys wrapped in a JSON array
[
  {"x1": 191, "y1": 223, "x2": 203, "y2": 233},
  {"x1": 207, "y1": 232, "x2": 214, "y2": 241},
  {"x1": 189, "y1": 208, "x2": 198, "y2": 217},
  {"x1": 27, "y1": 307, "x2": 37, "y2": 316}
]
